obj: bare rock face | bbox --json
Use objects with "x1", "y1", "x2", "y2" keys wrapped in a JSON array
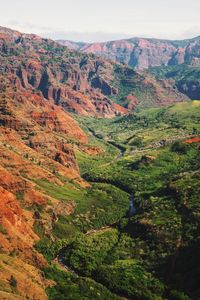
[
  {"x1": 0, "y1": 186, "x2": 48, "y2": 299},
  {"x1": 0, "y1": 27, "x2": 128, "y2": 118},
  {"x1": 0, "y1": 186, "x2": 46, "y2": 266},
  {"x1": 0, "y1": 73, "x2": 90, "y2": 299},
  {"x1": 0, "y1": 26, "x2": 189, "y2": 118},
  {"x1": 125, "y1": 94, "x2": 139, "y2": 110},
  {"x1": 58, "y1": 36, "x2": 200, "y2": 70},
  {"x1": 91, "y1": 76, "x2": 118, "y2": 96}
]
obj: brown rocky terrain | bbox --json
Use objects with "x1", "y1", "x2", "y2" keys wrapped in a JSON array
[
  {"x1": 0, "y1": 26, "x2": 188, "y2": 115},
  {"x1": 58, "y1": 36, "x2": 200, "y2": 70},
  {"x1": 0, "y1": 74, "x2": 91, "y2": 299},
  {"x1": 0, "y1": 26, "x2": 127, "y2": 117},
  {"x1": 0, "y1": 185, "x2": 49, "y2": 299}
]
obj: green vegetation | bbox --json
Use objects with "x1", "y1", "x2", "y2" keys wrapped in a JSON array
[
  {"x1": 35, "y1": 180, "x2": 129, "y2": 234},
  {"x1": 0, "y1": 224, "x2": 7, "y2": 235},
  {"x1": 96, "y1": 260, "x2": 164, "y2": 299},
  {"x1": 63, "y1": 229, "x2": 119, "y2": 276},
  {"x1": 44, "y1": 265, "x2": 122, "y2": 300},
  {"x1": 15, "y1": 191, "x2": 24, "y2": 201},
  {"x1": 111, "y1": 65, "x2": 163, "y2": 108},
  {"x1": 63, "y1": 230, "x2": 165, "y2": 299},
  {"x1": 171, "y1": 141, "x2": 188, "y2": 153},
  {"x1": 33, "y1": 102, "x2": 200, "y2": 299},
  {"x1": 76, "y1": 101, "x2": 200, "y2": 147},
  {"x1": 9, "y1": 275, "x2": 17, "y2": 289},
  {"x1": 149, "y1": 64, "x2": 200, "y2": 100}
]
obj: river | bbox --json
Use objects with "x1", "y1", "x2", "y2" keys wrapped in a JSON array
[{"x1": 129, "y1": 193, "x2": 136, "y2": 216}]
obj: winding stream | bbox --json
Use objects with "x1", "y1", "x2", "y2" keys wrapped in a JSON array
[
  {"x1": 57, "y1": 126, "x2": 136, "y2": 278},
  {"x1": 88, "y1": 126, "x2": 136, "y2": 216},
  {"x1": 129, "y1": 193, "x2": 136, "y2": 216}
]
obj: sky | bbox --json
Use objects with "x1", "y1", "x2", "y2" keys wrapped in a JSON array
[{"x1": 1, "y1": 0, "x2": 200, "y2": 42}]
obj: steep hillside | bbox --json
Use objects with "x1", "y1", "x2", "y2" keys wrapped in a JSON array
[
  {"x1": 0, "y1": 26, "x2": 187, "y2": 114},
  {"x1": 58, "y1": 36, "x2": 200, "y2": 70},
  {"x1": 0, "y1": 72, "x2": 97, "y2": 299},
  {"x1": 0, "y1": 76, "x2": 127, "y2": 298},
  {"x1": 149, "y1": 64, "x2": 200, "y2": 99},
  {"x1": 0, "y1": 28, "x2": 129, "y2": 299}
]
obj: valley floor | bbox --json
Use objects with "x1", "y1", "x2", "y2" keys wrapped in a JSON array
[{"x1": 41, "y1": 102, "x2": 200, "y2": 300}]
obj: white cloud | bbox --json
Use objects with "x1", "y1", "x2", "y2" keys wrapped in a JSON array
[
  {"x1": 8, "y1": 21, "x2": 56, "y2": 33},
  {"x1": 42, "y1": 31, "x2": 133, "y2": 43},
  {"x1": 1, "y1": 0, "x2": 199, "y2": 42},
  {"x1": 181, "y1": 26, "x2": 200, "y2": 39}
]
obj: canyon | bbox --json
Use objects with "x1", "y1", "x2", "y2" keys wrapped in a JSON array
[{"x1": 0, "y1": 26, "x2": 199, "y2": 300}]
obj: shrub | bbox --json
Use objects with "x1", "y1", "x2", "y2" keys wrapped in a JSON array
[
  {"x1": 171, "y1": 141, "x2": 187, "y2": 154},
  {"x1": 95, "y1": 260, "x2": 165, "y2": 299},
  {"x1": 63, "y1": 229, "x2": 119, "y2": 276},
  {"x1": 170, "y1": 290, "x2": 190, "y2": 300},
  {"x1": 129, "y1": 137, "x2": 143, "y2": 147},
  {"x1": 9, "y1": 275, "x2": 17, "y2": 288},
  {"x1": 0, "y1": 223, "x2": 7, "y2": 235}
]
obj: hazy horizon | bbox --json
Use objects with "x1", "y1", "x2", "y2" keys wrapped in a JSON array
[{"x1": 1, "y1": 0, "x2": 200, "y2": 43}]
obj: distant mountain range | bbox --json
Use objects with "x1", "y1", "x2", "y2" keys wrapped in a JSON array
[
  {"x1": 57, "y1": 36, "x2": 200, "y2": 70},
  {"x1": 57, "y1": 36, "x2": 200, "y2": 100}
]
